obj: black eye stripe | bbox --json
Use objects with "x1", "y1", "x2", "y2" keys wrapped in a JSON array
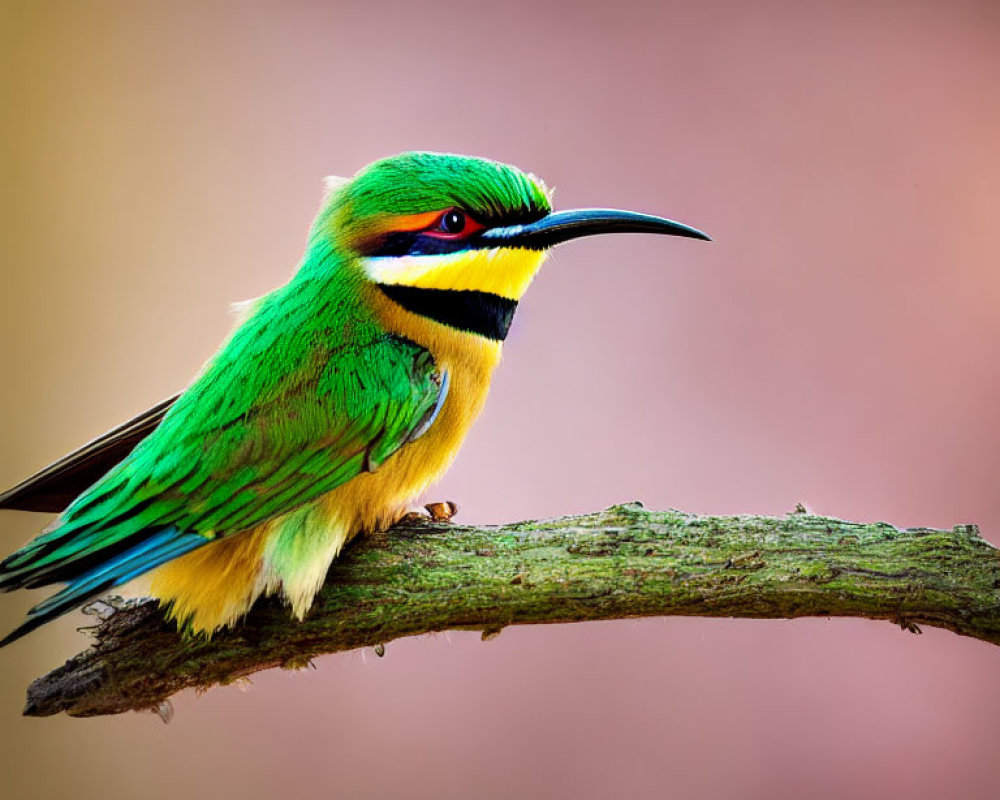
[
  {"x1": 365, "y1": 231, "x2": 474, "y2": 257},
  {"x1": 359, "y1": 207, "x2": 548, "y2": 258}
]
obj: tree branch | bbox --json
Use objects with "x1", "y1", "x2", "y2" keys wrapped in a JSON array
[{"x1": 22, "y1": 503, "x2": 1000, "y2": 718}]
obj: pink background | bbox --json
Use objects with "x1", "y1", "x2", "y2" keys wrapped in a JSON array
[{"x1": 2, "y1": 1, "x2": 1000, "y2": 798}]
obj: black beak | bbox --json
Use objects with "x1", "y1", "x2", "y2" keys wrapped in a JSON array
[{"x1": 478, "y1": 208, "x2": 711, "y2": 249}]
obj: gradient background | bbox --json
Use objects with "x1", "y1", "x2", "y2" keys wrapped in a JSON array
[{"x1": 2, "y1": 1, "x2": 1000, "y2": 798}]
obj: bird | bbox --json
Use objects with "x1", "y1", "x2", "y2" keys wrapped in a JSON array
[{"x1": 0, "y1": 151, "x2": 709, "y2": 646}]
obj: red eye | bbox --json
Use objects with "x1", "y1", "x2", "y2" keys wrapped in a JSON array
[{"x1": 424, "y1": 208, "x2": 483, "y2": 239}]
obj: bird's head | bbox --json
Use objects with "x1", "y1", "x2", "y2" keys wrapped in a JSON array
[{"x1": 314, "y1": 152, "x2": 709, "y2": 340}]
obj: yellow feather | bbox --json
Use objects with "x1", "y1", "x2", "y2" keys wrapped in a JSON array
[
  {"x1": 149, "y1": 527, "x2": 269, "y2": 633},
  {"x1": 363, "y1": 247, "x2": 548, "y2": 300}
]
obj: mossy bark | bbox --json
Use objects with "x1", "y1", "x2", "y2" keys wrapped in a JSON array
[{"x1": 23, "y1": 504, "x2": 1000, "y2": 718}]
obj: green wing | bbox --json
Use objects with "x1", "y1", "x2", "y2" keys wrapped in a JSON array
[{"x1": 0, "y1": 331, "x2": 446, "y2": 596}]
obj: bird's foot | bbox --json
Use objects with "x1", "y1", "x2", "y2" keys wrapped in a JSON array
[
  {"x1": 424, "y1": 501, "x2": 459, "y2": 522},
  {"x1": 396, "y1": 501, "x2": 459, "y2": 526}
]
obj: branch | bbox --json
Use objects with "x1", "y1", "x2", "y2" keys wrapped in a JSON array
[{"x1": 23, "y1": 503, "x2": 1000, "y2": 718}]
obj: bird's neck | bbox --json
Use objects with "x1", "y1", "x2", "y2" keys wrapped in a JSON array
[
  {"x1": 289, "y1": 241, "x2": 504, "y2": 379},
  {"x1": 364, "y1": 279, "x2": 504, "y2": 386}
]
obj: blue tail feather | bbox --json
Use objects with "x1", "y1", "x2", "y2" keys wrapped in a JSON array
[{"x1": 0, "y1": 527, "x2": 207, "y2": 648}]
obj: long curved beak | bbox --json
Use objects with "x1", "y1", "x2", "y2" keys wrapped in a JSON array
[{"x1": 478, "y1": 208, "x2": 711, "y2": 249}]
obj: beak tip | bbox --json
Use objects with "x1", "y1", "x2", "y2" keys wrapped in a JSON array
[
  {"x1": 672, "y1": 222, "x2": 712, "y2": 242},
  {"x1": 680, "y1": 227, "x2": 712, "y2": 242}
]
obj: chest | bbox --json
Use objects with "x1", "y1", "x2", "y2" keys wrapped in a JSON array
[{"x1": 317, "y1": 285, "x2": 503, "y2": 532}]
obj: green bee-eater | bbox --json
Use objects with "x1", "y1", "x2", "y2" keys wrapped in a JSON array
[{"x1": 0, "y1": 152, "x2": 708, "y2": 645}]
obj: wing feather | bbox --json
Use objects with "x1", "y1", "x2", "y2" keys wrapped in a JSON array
[
  {"x1": 0, "y1": 394, "x2": 179, "y2": 513},
  {"x1": 0, "y1": 334, "x2": 446, "y2": 595}
]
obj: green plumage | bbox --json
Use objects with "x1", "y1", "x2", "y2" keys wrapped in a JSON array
[{"x1": 10, "y1": 246, "x2": 428, "y2": 555}]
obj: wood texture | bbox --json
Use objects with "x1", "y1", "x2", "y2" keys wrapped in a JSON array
[{"x1": 22, "y1": 503, "x2": 1000, "y2": 718}]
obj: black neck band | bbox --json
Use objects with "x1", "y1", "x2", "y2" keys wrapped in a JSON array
[{"x1": 377, "y1": 285, "x2": 518, "y2": 341}]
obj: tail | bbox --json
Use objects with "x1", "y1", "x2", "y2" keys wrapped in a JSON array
[{"x1": 0, "y1": 527, "x2": 207, "y2": 648}]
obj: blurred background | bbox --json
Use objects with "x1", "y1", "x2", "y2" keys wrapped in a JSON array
[{"x1": 2, "y1": 1, "x2": 1000, "y2": 798}]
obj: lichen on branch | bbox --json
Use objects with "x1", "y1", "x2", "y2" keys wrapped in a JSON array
[{"x1": 22, "y1": 503, "x2": 1000, "y2": 718}]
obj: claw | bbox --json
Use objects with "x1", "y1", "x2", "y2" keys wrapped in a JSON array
[{"x1": 424, "y1": 501, "x2": 458, "y2": 522}]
